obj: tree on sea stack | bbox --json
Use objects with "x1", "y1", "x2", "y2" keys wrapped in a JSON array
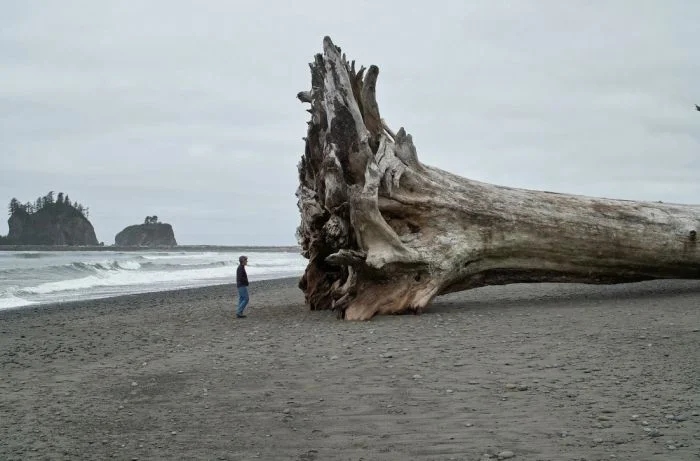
[{"x1": 295, "y1": 36, "x2": 700, "y2": 321}]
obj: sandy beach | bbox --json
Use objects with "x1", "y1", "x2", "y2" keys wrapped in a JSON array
[{"x1": 1, "y1": 277, "x2": 699, "y2": 461}]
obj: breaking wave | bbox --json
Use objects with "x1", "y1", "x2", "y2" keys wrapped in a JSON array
[{"x1": 0, "y1": 249, "x2": 306, "y2": 310}]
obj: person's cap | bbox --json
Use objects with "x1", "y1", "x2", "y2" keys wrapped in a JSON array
[{"x1": 239, "y1": 255, "x2": 248, "y2": 263}]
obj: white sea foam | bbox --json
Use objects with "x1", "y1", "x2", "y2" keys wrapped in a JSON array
[
  {"x1": 116, "y1": 260, "x2": 141, "y2": 270},
  {"x1": 19, "y1": 259, "x2": 306, "y2": 296},
  {"x1": 20, "y1": 266, "x2": 228, "y2": 295},
  {"x1": 0, "y1": 249, "x2": 307, "y2": 308},
  {"x1": 140, "y1": 252, "x2": 219, "y2": 260},
  {"x1": 0, "y1": 294, "x2": 37, "y2": 310}
]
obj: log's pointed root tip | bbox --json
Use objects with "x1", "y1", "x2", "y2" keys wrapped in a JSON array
[
  {"x1": 343, "y1": 308, "x2": 377, "y2": 322},
  {"x1": 323, "y1": 36, "x2": 338, "y2": 52},
  {"x1": 297, "y1": 91, "x2": 313, "y2": 103}
]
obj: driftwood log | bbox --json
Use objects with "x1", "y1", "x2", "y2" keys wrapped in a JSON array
[{"x1": 295, "y1": 36, "x2": 700, "y2": 320}]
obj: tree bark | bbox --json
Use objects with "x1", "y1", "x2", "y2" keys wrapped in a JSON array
[{"x1": 295, "y1": 36, "x2": 700, "y2": 320}]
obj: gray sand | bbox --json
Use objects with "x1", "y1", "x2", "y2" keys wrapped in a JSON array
[{"x1": 1, "y1": 278, "x2": 699, "y2": 460}]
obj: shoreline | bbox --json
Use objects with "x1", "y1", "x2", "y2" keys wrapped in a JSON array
[
  {"x1": 4, "y1": 276, "x2": 700, "y2": 319},
  {"x1": 2, "y1": 278, "x2": 699, "y2": 460},
  {"x1": 0, "y1": 244, "x2": 301, "y2": 252},
  {"x1": 0, "y1": 276, "x2": 301, "y2": 319}
]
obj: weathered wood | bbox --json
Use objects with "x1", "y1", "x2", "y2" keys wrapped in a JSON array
[{"x1": 296, "y1": 36, "x2": 700, "y2": 320}]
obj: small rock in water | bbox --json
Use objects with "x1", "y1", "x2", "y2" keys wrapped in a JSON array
[
  {"x1": 412, "y1": 374, "x2": 422, "y2": 380},
  {"x1": 282, "y1": 408, "x2": 291, "y2": 414},
  {"x1": 497, "y1": 450, "x2": 515, "y2": 460},
  {"x1": 446, "y1": 389, "x2": 454, "y2": 394},
  {"x1": 665, "y1": 414, "x2": 675, "y2": 420},
  {"x1": 131, "y1": 381, "x2": 138, "y2": 387},
  {"x1": 517, "y1": 384, "x2": 528, "y2": 391},
  {"x1": 171, "y1": 431, "x2": 177, "y2": 435},
  {"x1": 330, "y1": 355, "x2": 338, "y2": 360},
  {"x1": 504, "y1": 384, "x2": 517, "y2": 390}
]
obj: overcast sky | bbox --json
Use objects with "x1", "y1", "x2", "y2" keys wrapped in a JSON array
[{"x1": 1, "y1": 1, "x2": 698, "y2": 245}]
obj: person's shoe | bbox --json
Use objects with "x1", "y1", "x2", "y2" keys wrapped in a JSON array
[{"x1": 236, "y1": 314, "x2": 247, "y2": 318}]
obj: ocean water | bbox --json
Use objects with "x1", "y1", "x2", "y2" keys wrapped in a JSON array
[{"x1": 0, "y1": 249, "x2": 307, "y2": 310}]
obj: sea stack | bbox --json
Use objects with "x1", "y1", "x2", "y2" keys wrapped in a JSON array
[
  {"x1": 115, "y1": 216, "x2": 177, "y2": 247},
  {"x1": 3, "y1": 193, "x2": 98, "y2": 245}
]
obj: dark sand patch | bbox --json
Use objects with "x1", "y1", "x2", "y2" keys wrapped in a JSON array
[{"x1": 1, "y1": 278, "x2": 699, "y2": 460}]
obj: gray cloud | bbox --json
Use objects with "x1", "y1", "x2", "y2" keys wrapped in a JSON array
[{"x1": 1, "y1": 1, "x2": 699, "y2": 244}]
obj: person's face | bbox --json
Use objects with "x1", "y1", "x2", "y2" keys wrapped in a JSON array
[{"x1": 242, "y1": 259, "x2": 248, "y2": 266}]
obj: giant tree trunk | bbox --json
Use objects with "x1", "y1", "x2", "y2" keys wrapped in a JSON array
[{"x1": 295, "y1": 36, "x2": 700, "y2": 320}]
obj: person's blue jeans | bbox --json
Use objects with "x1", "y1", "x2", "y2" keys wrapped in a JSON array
[{"x1": 237, "y1": 286, "x2": 249, "y2": 316}]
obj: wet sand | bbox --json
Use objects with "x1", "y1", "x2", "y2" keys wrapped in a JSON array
[{"x1": 1, "y1": 277, "x2": 699, "y2": 460}]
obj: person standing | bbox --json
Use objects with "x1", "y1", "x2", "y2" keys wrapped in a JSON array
[{"x1": 236, "y1": 255, "x2": 249, "y2": 318}]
